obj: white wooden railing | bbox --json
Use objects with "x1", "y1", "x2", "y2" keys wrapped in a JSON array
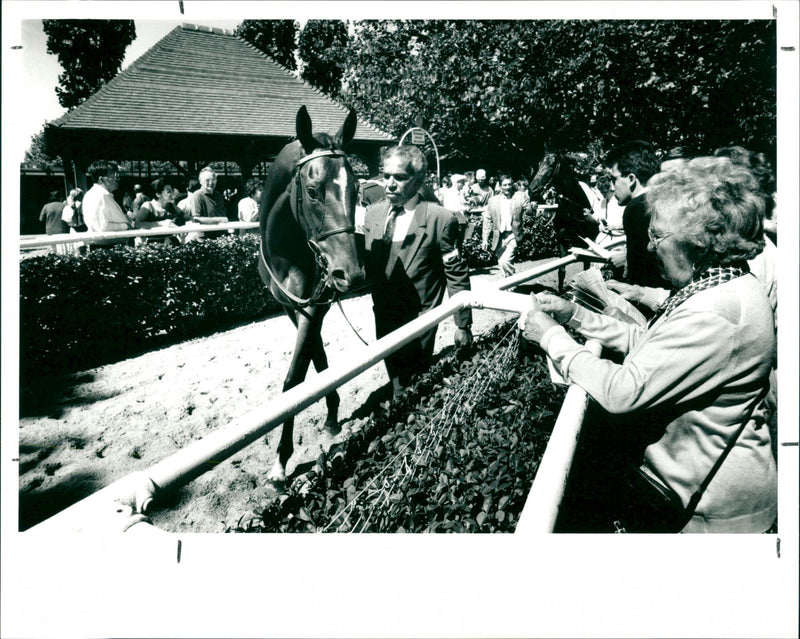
[{"x1": 26, "y1": 246, "x2": 620, "y2": 534}]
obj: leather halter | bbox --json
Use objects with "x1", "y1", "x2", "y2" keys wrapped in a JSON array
[
  {"x1": 533, "y1": 155, "x2": 588, "y2": 215},
  {"x1": 260, "y1": 147, "x2": 356, "y2": 308}
]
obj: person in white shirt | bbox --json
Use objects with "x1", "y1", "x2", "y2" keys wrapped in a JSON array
[
  {"x1": 82, "y1": 160, "x2": 132, "y2": 248},
  {"x1": 237, "y1": 178, "x2": 263, "y2": 235}
]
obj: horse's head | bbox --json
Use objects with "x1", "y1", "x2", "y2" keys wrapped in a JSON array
[
  {"x1": 529, "y1": 152, "x2": 561, "y2": 200},
  {"x1": 288, "y1": 106, "x2": 365, "y2": 294}
]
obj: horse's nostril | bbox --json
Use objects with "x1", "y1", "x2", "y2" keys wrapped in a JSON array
[{"x1": 331, "y1": 269, "x2": 348, "y2": 284}]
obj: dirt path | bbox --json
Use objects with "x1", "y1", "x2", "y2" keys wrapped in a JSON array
[{"x1": 18, "y1": 259, "x2": 581, "y2": 532}]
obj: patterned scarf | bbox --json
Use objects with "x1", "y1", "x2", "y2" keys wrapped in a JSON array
[{"x1": 647, "y1": 265, "x2": 749, "y2": 328}]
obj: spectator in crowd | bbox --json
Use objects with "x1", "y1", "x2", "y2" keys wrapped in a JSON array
[
  {"x1": 441, "y1": 173, "x2": 470, "y2": 246},
  {"x1": 715, "y1": 146, "x2": 777, "y2": 245},
  {"x1": 468, "y1": 168, "x2": 493, "y2": 212},
  {"x1": 481, "y1": 174, "x2": 524, "y2": 276},
  {"x1": 361, "y1": 145, "x2": 472, "y2": 398},
  {"x1": 521, "y1": 156, "x2": 777, "y2": 533},
  {"x1": 512, "y1": 176, "x2": 533, "y2": 216},
  {"x1": 425, "y1": 173, "x2": 442, "y2": 204},
  {"x1": 61, "y1": 187, "x2": 86, "y2": 254},
  {"x1": 187, "y1": 166, "x2": 229, "y2": 239},
  {"x1": 604, "y1": 140, "x2": 668, "y2": 295},
  {"x1": 591, "y1": 173, "x2": 626, "y2": 244},
  {"x1": 39, "y1": 190, "x2": 67, "y2": 233},
  {"x1": 132, "y1": 178, "x2": 179, "y2": 223},
  {"x1": 237, "y1": 177, "x2": 263, "y2": 235},
  {"x1": 749, "y1": 152, "x2": 777, "y2": 245},
  {"x1": 39, "y1": 190, "x2": 69, "y2": 254},
  {"x1": 82, "y1": 160, "x2": 133, "y2": 248},
  {"x1": 176, "y1": 178, "x2": 200, "y2": 214},
  {"x1": 131, "y1": 183, "x2": 149, "y2": 217},
  {"x1": 131, "y1": 177, "x2": 183, "y2": 245}
]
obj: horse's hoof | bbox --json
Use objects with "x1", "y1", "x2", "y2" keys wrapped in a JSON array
[
  {"x1": 267, "y1": 460, "x2": 287, "y2": 484},
  {"x1": 323, "y1": 419, "x2": 342, "y2": 436}
]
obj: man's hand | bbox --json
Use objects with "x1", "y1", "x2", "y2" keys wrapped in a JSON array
[{"x1": 454, "y1": 327, "x2": 473, "y2": 349}]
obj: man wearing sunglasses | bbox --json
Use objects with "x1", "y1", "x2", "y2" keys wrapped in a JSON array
[{"x1": 603, "y1": 140, "x2": 669, "y2": 295}]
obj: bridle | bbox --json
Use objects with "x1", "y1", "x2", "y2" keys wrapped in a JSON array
[
  {"x1": 260, "y1": 148, "x2": 357, "y2": 308},
  {"x1": 532, "y1": 154, "x2": 590, "y2": 215}
]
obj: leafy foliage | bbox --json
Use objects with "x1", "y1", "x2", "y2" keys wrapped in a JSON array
[
  {"x1": 232, "y1": 321, "x2": 567, "y2": 533},
  {"x1": 41, "y1": 20, "x2": 136, "y2": 110},
  {"x1": 297, "y1": 20, "x2": 349, "y2": 97},
  {"x1": 462, "y1": 210, "x2": 560, "y2": 268},
  {"x1": 19, "y1": 235, "x2": 280, "y2": 380},
  {"x1": 235, "y1": 19, "x2": 299, "y2": 70},
  {"x1": 22, "y1": 125, "x2": 63, "y2": 172},
  {"x1": 340, "y1": 20, "x2": 776, "y2": 172}
]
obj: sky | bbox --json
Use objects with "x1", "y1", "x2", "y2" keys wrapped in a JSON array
[{"x1": 15, "y1": 18, "x2": 241, "y2": 159}]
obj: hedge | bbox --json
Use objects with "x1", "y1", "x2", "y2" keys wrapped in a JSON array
[
  {"x1": 19, "y1": 234, "x2": 279, "y2": 380},
  {"x1": 19, "y1": 214, "x2": 559, "y2": 381},
  {"x1": 462, "y1": 209, "x2": 561, "y2": 268}
]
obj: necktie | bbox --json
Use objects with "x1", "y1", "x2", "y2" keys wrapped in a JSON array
[{"x1": 383, "y1": 206, "x2": 403, "y2": 244}]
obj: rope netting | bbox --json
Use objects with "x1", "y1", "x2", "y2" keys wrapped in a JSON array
[{"x1": 323, "y1": 322, "x2": 521, "y2": 532}]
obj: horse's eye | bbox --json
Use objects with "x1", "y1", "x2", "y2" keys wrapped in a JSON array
[{"x1": 306, "y1": 185, "x2": 318, "y2": 199}]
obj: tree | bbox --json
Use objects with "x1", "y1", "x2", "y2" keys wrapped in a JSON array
[
  {"x1": 42, "y1": 20, "x2": 136, "y2": 110},
  {"x1": 22, "y1": 124, "x2": 63, "y2": 172},
  {"x1": 235, "y1": 19, "x2": 298, "y2": 70},
  {"x1": 339, "y1": 20, "x2": 776, "y2": 172},
  {"x1": 298, "y1": 20, "x2": 349, "y2": 97}
]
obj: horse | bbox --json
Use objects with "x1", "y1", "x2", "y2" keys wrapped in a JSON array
[
  {"x1": 529, "y1": 152, "x2": 599, "y2": 291},
  {"x1": 258, "y1": 105, "x2": 366, "y2": 483}
]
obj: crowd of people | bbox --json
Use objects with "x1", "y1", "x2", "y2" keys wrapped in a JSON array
[
  {"x1": 355, "y1": 140, "x2": 778, "y2": 534},
  {"x1": 36, "y1": 138, "x2": 779, "y2": 533},
  {"x1": 38, "y1": 162, "x2": 265, "y2": 252}
]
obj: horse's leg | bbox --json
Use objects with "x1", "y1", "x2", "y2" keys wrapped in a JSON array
[
  {"x1": 307, "y1": 306, "x2": 341, "y2": 435},
  {"x1": 268, "y1": 307, "x2": 317, "y2": 483},
  {"x1": 555, "y1": 232, "x2": 568, "y2": 293}
]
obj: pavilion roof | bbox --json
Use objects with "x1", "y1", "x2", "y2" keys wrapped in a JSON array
[{"x1": 47, "y1": 24, "x2": 393, "y2": 156}]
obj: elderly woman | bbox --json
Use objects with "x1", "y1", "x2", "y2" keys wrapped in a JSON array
[{"x1": 522, "y1": 156, "x2": 776, "y2": 533}]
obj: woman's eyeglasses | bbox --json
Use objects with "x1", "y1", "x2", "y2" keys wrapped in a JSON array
[{"x1": 647, "y1": 227, "x2": 673, "y2": 249}]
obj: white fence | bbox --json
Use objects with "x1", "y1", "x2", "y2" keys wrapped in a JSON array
[
  {"x1": 20, "y1": 221, "x2": 259, "y2": 251},
  {"x1": 26, "y1": 247, "x2": 619, "y2": 534}
]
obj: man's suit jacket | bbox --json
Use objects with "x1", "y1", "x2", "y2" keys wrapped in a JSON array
[
  {"x1": 363, "y1": 199, "x2": 472, "y2": 330},
  {"x1": 482, "y1": 194, "x2": 524, "y2": 249}
]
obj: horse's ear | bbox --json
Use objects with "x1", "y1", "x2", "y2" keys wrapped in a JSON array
[
  {"x1": 336, "y1": 109, "x2": 357, "y2": 150},
  {"x1": 296, "y1": 106, "x2": 318, "y2": 153}
]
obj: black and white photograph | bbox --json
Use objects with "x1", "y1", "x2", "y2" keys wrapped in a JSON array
[{"x1": 2, "y1": 1, "x2": 798, "y2": 637}]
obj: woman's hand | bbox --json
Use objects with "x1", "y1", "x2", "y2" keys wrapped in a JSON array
[
  {"x1": 535, "y1": 292, "x2": 576, "y2": 324},
  {"x1": 606, "y1": 279, "x2": 643, "y2": 303},
  {"x1": 519, "y1": 293, "x2": 573, "y2": 345}
]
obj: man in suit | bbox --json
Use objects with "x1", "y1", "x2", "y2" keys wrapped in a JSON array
[
  {"x1": 481, "y1": 174, "x2": 524, "y2": 276},
  {"x1": 363, "y1": 145, "x2": 473, "y2": 398}
]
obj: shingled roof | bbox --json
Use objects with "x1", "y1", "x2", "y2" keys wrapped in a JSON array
[{"x1": 46, "y1": 24, "x2": 394, "y2": 169}]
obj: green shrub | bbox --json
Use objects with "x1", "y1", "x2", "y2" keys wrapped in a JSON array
[
  {"x1": 462, "y1": 211, "x2": 560, "y2": 268},
  {"x1": 232, "y1": 320, "x2": 568, "y2": 533},
  {"x1": 19, "y1": 235, "x2": 281, "y2": 379}
]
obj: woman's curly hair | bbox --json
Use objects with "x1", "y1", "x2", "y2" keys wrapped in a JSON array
[{"x1": 647, "y1": 156, "x2": 766, "y2": 266}]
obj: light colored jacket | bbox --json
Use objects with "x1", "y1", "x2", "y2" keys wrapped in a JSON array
[
  {"x1": 482, "y1": 194, "x2": 524, "y2": 248},
  {"x1": 541, "y1": 274, "x2": 777, "y2": 533}
]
